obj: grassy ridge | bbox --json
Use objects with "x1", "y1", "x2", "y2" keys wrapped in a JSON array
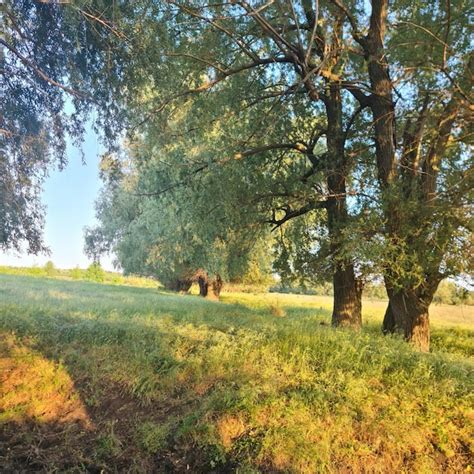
[{"x1": 0, "y1": 273, "x2": 473, "y2": 472}]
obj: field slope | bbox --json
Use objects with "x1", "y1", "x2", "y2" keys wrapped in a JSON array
[{"x1": 0, "y1": 273, "x2": 473, "y2": 472}]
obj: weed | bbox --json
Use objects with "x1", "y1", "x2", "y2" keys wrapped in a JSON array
[{"x1": 136, "y1": 421, "x2": 171, "y2": 453}]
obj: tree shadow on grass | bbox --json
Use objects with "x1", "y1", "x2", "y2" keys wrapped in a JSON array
[
  {"x1": 0, "y1": 279, "x2": 333, "y2": 473},
  {"x1": 0, "y1": 326, "x2": 204, "y2": 473}
]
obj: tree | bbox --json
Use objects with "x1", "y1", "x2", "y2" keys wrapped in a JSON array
[
  {"x1": 85, "y1": 145, "x2": 274, "y2": 299},
  {"x1": 1, "y1": 0, "x2": 129, "y2": 253},
  {"x1": 331, "y1": 0, "x2": 473, "y2": 350},
  {"x1": 101, "y1": 0, "x2": 373, "y2": 327}
]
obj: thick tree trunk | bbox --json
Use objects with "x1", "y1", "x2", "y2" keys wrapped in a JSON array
[
  {"x1": 324, "y1": 84, "x2": 362, "y2": 330},
  {"x1": 332, "y1": 264, "x2": 362, "y2": 329},
  {"x1": 382, "y1": 284, "x2": 438, "y2": 352},
  {"x1": 197, "y1": 273, "x2": 209, "y2": 297},
  {"x1": 196, "y1": 271, "x2": 222, "y2": 300}
]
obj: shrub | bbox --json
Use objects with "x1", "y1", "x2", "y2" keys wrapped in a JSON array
[
  {"x1": 43, "y1": 261, "x2": 56, "y2": 277},
  {"x1": 85, "y1": 263, "x2": 105, "y2": 282},
  {"x1": 70, "y1": 266, "x2": 83, "y2": 280}
]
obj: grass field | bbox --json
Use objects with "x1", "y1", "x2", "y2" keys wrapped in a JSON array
[{"x1": 0, "y1": 272, "x2": 473, "y2": 472}]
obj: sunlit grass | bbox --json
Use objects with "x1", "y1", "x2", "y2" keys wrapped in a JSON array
[
  {"x1": 0, "y1": 333, "x2": 91, "y2": 426},
  {"x1": 0, "y1": 272, "x2": 472, "y2": 472}
]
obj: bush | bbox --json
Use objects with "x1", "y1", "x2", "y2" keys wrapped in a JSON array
[
  {"x1": 85, "y1": 263, "x2": 105, "y2": 282},
  {"x1": 43, "y1": 261, "x2": 56, "y2": 277},
  {"x1": 70, "y1": 266, "x2": 83, "y2": 280}
]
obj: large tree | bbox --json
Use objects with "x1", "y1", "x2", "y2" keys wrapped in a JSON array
[
  {"x1": 1, "y1": 0, "x2": 130, "y2": 253},
  {"x1": 102, "y1": 0, "x2": 372, "y2": 328},
  {"x1": 85, "y1": 144, "x2": 274, "y2": 299},
  {"x1": 328, "y1": 0, "x2": 473, "y2": 350}
]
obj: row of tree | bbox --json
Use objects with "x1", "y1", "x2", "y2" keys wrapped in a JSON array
[{"x1": 3, "y1": 0, "x2": 472, "y2": 351}]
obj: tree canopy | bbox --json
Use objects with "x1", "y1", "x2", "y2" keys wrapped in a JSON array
[{"x1": 1, "y1": 0, "x2": 131, "y2": 252}]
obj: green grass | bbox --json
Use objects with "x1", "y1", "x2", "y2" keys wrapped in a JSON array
[{"x1": 0, "y1": 272, "x2": 473, "y2": 472}]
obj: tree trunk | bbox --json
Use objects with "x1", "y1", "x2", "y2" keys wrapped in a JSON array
[
  {"x1": 197, "y1": 273, "x2": 209, "y2": 297},
  {"x1": 382, "y1": 285, "x2": 438, "y2": 352},
  {"x1": 324, "y1": 83, "x2": 362, "y2": 330},
  {"x1": 196, "y1": 271, "x2": 222, "y2": 300},
  {"x1": 210, "y1": 274, "x2": 223, "y2": 299},
  {"x1": 332, "y1": 264, "x2": 362, "y2": 329},
  {"x1": 381, "y1": 284, "x2": 405, "y2": 333},
  {"x1": 363, "y1": 0, "x2": 397, "y2": 187},
  {"x1": 382, "y1": 300, "x2": 396, "y2": 334}
]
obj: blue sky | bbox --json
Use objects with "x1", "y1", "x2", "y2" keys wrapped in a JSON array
[{"x1": 0, "y1": 127, "x2": 115, "y2": 271}]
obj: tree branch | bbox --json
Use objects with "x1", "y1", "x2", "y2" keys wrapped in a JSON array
[{"x1": 1, "y1": 38, "x2": 90, "y2": 100}]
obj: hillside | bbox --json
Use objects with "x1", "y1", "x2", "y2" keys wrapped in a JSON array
[{"x1": 0, "y1": 273, "x2": 473, "y2": 472}]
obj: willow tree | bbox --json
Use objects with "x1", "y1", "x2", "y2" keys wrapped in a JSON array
[
  {"x1": 331, "y1": 0, "x2": 473, "y2": 350},
  {"x1": 104, "y1": 0, "x2": 374, "y2": 328},
  {"x1": 1, "y1": 0, "x2": 135, "y2": 253},
  {"x1": 85, "y1": 144, "x2": 274, "y2": 299}
]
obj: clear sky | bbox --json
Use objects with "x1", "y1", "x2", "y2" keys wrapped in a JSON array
[{"x1": 0, "y1": 127, "x2": 115, "y2": 271}]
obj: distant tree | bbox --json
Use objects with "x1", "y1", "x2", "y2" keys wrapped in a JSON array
[
  {"x1": 433, "y1": 281, "x2": 473, "y2": 306},
  {"x1": 85, "y1": 262, "x2": 104, "y2": 282},
  {"x1": 84, "y1": 147, "x2": 275, "y2": 299},
  {"x1": 70, "y1": 266, "x2": 83, "y2": 280},
  {"x1": 43, "y1": 260, "x2": 55, "y2": 276}
]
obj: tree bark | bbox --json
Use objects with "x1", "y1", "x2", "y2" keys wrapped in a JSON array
[
  {"x1": 362, "y1": 0, "x2": 397, "y2": 187},
  {"x1": 196, "y1": 271, "x2": 222, "y2": 300},
  {"x1": 197, "y1": 273, "x2": 209, "y2": 297},
  {"x1": 210, "y1": 274, "x2": 223, "y2": 299},
  {"x1": 332, "y1": 264, "x2": 362, "y2": 328},
  {"x1": 382, "y1": 282, "x2": 439, "y2": 351},
  {"x1": 324, "y1": 83, "x2": 362, "y2": 329},
  {"x1": 382, "y1": 301, "x2": 396, "y2": 334}
]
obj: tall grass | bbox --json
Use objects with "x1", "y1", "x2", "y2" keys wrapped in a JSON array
[{"x1": 0, "y1": 272, "x2": 472, "y2": 472}]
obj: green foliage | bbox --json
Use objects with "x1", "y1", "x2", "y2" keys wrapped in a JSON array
[
  {"x1": 433, "y1": 280, "x2": 474, "y2": 306},
  {"x1": 84, "y1": 263, "x2": 105, "y2": 282},
  {"x1": 2, "y1": 1, "x2": 130, "y2": 253},
  {"x1": 85, "y1": 142, "x2": 276, "y2": 288},
  {"x1": 70, "y1": 266, "x2": 83, "y2": 280},
  {"x1": 43, "y1": 260, "x2": 56, "y2": 277}
]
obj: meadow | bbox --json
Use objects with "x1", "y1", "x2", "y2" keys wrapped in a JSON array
[{"x1": 0, "y1": 270, "x2": 473, "y2": 472}]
